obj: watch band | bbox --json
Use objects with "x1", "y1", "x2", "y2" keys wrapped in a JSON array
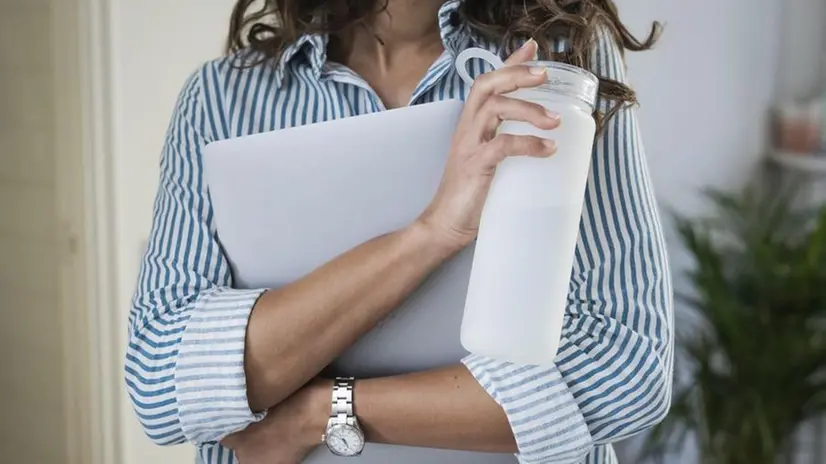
[{"x1": 330, "y1": 377, "x2": 356, "y2": 425}]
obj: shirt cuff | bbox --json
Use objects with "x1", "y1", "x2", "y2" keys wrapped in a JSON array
[
  {"x1": 462, "y1": 354, "x2": 594, "y2": 463},
  {"x1": 175, "y1": 288, "x2": 268, "y2": 444}
]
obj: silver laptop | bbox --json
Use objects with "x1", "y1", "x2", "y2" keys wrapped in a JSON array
[{"x1": 203, "y1": 100, "x2": 517, "y2": 463}]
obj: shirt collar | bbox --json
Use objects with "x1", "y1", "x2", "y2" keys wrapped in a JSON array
[{"x1": 273, "y1": 0, "x2": 473, "y2": 87}]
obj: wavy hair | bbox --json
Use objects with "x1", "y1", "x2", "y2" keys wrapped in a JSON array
[{"x1": 226, "y1": 0, "x2": 661, "y2": 124}]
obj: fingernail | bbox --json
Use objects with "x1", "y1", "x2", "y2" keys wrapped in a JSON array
[
  {"x1": 546, "y1": 109, "x2": 560, "y2": 121},
  {"x1": 544, "y1": 140, "x2": 557, "y2": 151},
  {"x1": 530, "y1": 66, "x2": 547, "y2": 75},
  {"x1": 521, "y1": 38, "x2": 536, "y2": 50}
]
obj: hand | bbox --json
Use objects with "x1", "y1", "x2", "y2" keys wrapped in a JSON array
[
  {"x1": 222, "y1": 379, "x2": 331, "y2": 464},
  {"x1": 417, "y1": 39, "x2": 560, "y2": 249}
]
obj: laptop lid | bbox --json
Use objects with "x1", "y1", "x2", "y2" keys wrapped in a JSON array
[{"x1": 203, "y1": 99, "x2": 474, "y2": 378}]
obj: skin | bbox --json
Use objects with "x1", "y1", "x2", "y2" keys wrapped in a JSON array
[{"x1": 223, "y1": 0, "x2": 560, "y2": 461}]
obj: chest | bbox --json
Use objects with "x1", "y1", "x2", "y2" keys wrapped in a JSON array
[{"x1": 219, "y1": 52, "x2": 482, "y2": 139}]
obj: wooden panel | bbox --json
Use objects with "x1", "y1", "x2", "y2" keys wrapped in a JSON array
[
  {"x1": 0, "y1": 5, "x2": 52, "y2": 71},
  {"x1": 0, "y1": 128, "x2": 55, "y2": 186},
  {"x1": 0, "y1": 293, "x2": 65, "y2": 464},
  {"x1": 0, "y1": 183, "x2": 56, "y2": 242},
  {"x1": 0, "y1": 0, "x2": 66, "y2": 462},
  {"x1": 0, "y1": 70, "x2": 54, "y2": 128}
]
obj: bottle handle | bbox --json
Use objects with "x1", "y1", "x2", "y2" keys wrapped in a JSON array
[{"x1": 454, "y1": 48, "x2": 506, "y2": 87}]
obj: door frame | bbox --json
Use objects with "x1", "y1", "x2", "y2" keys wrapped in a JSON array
[{"x1": 53, "y1": 0, "x2": 122, "y2": 463}]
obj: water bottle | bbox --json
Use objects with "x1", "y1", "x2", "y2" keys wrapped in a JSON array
[{"x1": 455, "y1": 48, "x2": 600, "y2": 366}]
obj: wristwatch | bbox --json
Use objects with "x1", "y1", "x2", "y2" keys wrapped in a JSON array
[{"x1": 322, "y1": 377, "x2": 365, "y2": 457}]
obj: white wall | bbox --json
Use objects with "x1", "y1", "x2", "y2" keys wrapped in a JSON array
[
  {"x1": 621, "y1": 0, "x2": 782, "y2": 217},
  {"x1": 107, "y1": 1, "x2": 235, "y2": 463},
  {"x1": 776, "y1": 0, "x2": 826, "y2": 100}
]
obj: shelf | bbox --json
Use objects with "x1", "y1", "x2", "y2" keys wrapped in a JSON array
[{"x1": 769, "y1": 151, "x2": 826, "y2": 175}]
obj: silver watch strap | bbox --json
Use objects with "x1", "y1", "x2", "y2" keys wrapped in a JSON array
[{"x1": 330, "y1": 377, "x2": 355, "y2": 425}]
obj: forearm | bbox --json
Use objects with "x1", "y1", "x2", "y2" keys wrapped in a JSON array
[
  {"x1": 350, "y1": 365, "x2": 516, "y2": 453},
  {"x1": 245, "y1": 222, "x2": 458, "y2": 412}
]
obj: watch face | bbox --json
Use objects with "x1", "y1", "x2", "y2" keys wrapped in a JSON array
[{"x1": 325, "y1": 423, "x2": 365, "y2": 457}]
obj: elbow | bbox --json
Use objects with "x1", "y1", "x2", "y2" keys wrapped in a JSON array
[
  {"x1": 629, "y1": 357, "x2": 672, "y2": 436},
  {"x1": 594, "y1": 341, "x2": 673, "y2": 443},
  {"x1": 618, "y1": 289, "x2": 675, "y2": 437},
  {"x1": 126, "y1": 389, "x2": 187, "y2": 447},
  {"x1": 124, "y1": 317, "x2": 187, "y2": 446},
  {"x1": 645, "y1": 297, "x2": 675, "y2": 431},
  {"x1": 126, "y1": 289, "x2": 268, "y2": 446}
]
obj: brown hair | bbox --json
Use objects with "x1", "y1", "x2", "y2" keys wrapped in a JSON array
[{"x1": 226, "y1": 0, "x2": 661, "y2": 125}]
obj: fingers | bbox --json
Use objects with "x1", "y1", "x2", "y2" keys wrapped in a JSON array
[
  {"x1": 478, "y1": 133, "x2": 557, "y2": 166},
  {"x1": 456, "y1": 38, "x2": 556, "y2": 170},
  {"x1": 463, "y1": 38, "x2": 544, "y2": 114},
  {"x1": 464, "y1": 65, "x2": 548, "y2": 112},
  {"x1": 504, "y1": 38, "x2": 538, "y2": 66},
  {"x1": 473, "y1": 95, "x2": 560, "y2": 140}
]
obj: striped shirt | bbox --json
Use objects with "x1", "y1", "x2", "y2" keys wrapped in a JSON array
[{"x1": 125, "y1": 1, "x2": 674, "y2": 463}]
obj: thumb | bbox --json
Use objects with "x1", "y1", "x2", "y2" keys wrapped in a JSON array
[{"x1": 504, "y1": 38, "x2": 538, "y2": 66}]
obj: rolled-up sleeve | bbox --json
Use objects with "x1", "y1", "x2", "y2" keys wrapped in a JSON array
[
  {"x1": 124, "y1": 67, "x2": 267, "y2": 446},
  {"x1": 462, "y1": 29, "x2": 674, "y2": 463}
]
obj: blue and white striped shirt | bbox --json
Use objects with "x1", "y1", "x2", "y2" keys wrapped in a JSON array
[{"x1": 125, "y1": 2, "x2": 673, "y2": 463}]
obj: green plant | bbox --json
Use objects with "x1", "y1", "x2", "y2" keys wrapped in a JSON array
[{"x1": 643, "y1": 183, "x2": 826, "y2": 464}]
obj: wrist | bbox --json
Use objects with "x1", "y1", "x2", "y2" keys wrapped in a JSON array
[
  {"x1": 299, "y1": 378, "x2": 334, "y2": 446},
  {"x1": 405, "y1": 218, "x2": 469, "y2": 258}
]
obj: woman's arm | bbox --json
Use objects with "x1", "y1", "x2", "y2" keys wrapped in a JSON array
[
  {"x1": 244, "y1": 223, "x2": 457, "y2": 413},
  {"x1": 351, "y1": 365, "x2": 517, "y2": 452},
  {"x1": 126, "y1": 67, "x2": 269, "y2": 446}
]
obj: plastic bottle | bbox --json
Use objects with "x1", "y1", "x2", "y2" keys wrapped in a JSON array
[{"x1": 455, "y1": 48, "x2": 600, "y2": 366}]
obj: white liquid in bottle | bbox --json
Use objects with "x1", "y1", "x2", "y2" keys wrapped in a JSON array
[{"x1": 455, "y1": 51, "x2": 600, "y2": 366}]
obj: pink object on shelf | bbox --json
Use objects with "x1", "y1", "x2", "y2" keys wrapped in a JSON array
[{"x1": 773, "y1": 98, "x2": 825, "y2": 155}]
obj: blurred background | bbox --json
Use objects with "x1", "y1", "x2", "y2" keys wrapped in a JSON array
[{"x1": 2, "y1": 0, "x2": 826, "y2": 463}]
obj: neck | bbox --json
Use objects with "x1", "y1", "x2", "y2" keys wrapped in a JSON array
[
  {"x1": 333, "y1": 0, "x2": 445, "y2": 68},
  {"x1": 367, "y1": 0, "x2": 445, "y2": 46}
]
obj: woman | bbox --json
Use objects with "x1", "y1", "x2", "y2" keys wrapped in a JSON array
[{"x1": 125, "y1": 0, "x2": 672, "y2": 463}]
